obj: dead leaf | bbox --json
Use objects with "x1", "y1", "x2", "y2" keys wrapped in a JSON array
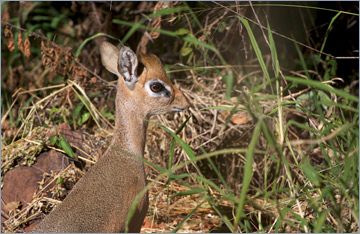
[
  {"x1": 141, "y1": 218, "x2": 157, "y2": 229},
  {"x1": 17, "y1": 31, "x2": 31, "y2": 58},
  {"x1": 136, "y1": 1, "x2": 168, "y2": 54},
  {"x1": 90, "y1": 77, "x2": 97, "y2": 84},
  {"x1": 1, "y1": 4, "x2": 10, "y2": 24},
  {"x1": 70, "y1": 65, "x2": 88, "y2": 83},
  {"x1": 230, "y1": 113, "x2": 248, "y2": 125},
  {"x1": 4, "y1": 26, "x2": 15, "y2": 52},
  {"x1": 18, "y1": 31, "x2": 23, "y2": 52},
  {"x1": 3, "y1": 201, "x2": 21, "y2": 213},
  {"x1": 23, "y1": 37, "x2": 31, "y2": 58}
]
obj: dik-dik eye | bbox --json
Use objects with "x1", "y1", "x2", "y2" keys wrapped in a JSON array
[
  {"x1": 150, "y1": 82, "x2": 164, "y2": 93},
  {"x1": 146, "y1": 80, "x2": 171, "y2": 98}
]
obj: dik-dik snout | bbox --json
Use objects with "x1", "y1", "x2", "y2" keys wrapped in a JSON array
[{"x1": 100, "y1": 42, "x2": 190, "y2": 117}]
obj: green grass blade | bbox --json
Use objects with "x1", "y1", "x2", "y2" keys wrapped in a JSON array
[
  {"x1": 239, "y1": 17, "x2": 273, "y2": 94},
  {"x1": 200, "y1": 106, "x2": 245, "y2": 112},
  {"x1": 248, "y1": 3, "x2": 358, "y2": 16},
  {"x1": 160, "y1": 125, "x2": 196, "y2": 161},
  {"x1": 223, "y1": 70, "x2": 233, "y2": 100},
  {"x1": 319, "y1": 12, "x2": 342, "y2": 58},
  {"x1": 300, "y1": 157, "x2": 320, "y2": 186},
  {"x1": 285, "y1": 76, "x2": 359, "y2": 102},
  {"x1": 200, "y1": 146, "x2": 234, "y2": 197},
  {"x1": 267, "y1": 21, "x2": 279, "y2": 78},
  {"x1": 118, "y1": 6, "x2": 188, "y2": 43},
  {"x1": 182, "y1": 34, "x2": 218, "y2": 53},
  {"x1": 233, "y1": 117, "x2": 262, "y2": 231},
  {"x1": 170, "y1": 187, "x2": 204, "y2": 198},
  {"x1": 293, "y1": 39, "x2": 310, "y2": 78},
  {"x1": 75, "y1": 33, "x2": 118, "y2": 57},
  {"x1": 113, "y1": 19, "x2": 178, "y2": 37},
  {"x1": 59, "y1": 135, "x2": 77, "y2": 158}
]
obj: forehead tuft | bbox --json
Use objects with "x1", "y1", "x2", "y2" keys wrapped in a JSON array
[
  {"x1": 140, "y1": 54, "x2": 166, "y2": 75},
  {"x1": 139, "y1": 53, "x2": 173, "y2": 87}
]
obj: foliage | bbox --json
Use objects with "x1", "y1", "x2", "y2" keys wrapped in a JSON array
[{"x1": 1, "y1": 1, "x2": 358, "y2": 233}]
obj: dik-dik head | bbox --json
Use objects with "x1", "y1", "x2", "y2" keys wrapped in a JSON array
[{"x1": 100, "y1": 41, "x2": 189, "y2": 117}]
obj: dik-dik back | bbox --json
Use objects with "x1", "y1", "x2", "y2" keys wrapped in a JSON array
[{"x1": 31, "y1": 42, "x2": 189, "y2": 233}]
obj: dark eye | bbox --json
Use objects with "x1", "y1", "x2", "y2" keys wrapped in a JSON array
[{"x1": 150, "y1": 82, "x2": 163, "y2": 92}]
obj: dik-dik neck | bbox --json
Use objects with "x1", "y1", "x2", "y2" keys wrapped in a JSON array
[{"x1": 110, "y1": 89, "x2": 148, "y2": 160}]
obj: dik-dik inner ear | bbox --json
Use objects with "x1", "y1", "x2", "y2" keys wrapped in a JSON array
[{"x1": 118, "y1": 46, "x2": 139, "y2": 90}]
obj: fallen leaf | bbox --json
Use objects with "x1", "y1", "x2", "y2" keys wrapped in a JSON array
[
  {"x1": 90, "y1": 77, "x2": 97, "y2": 84},
  {"x1": 230, "y1": 113, "x2": 248, "y2": 125},
  {"x1": 3, "y1": 201, "x2": 21, "y2": 213},
  {"x1": 4, "y1": 26, "x2": 15, "y2": 52}
]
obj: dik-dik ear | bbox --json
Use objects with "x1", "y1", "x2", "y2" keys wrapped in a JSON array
[
  {"x1": 100, "y1": 41, "x2": 120, "y2": 76},
  {"x1": 100, "y1": 42, "x2": 139, "y2": 89}
]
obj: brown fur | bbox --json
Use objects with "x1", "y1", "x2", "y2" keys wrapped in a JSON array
[{"x1": 31, "y1": 42, "x2": 189, "y2": 233}]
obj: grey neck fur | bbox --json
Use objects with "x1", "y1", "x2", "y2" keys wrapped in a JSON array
[{"x1": 110, "y1": 82, "x2": 148, "y2": 163}]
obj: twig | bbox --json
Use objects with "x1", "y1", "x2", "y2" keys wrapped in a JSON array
[
  {"x1": 73, "y1": 60, "x2": 116, "y2": 88},
  {"x1": 288, "y1": 124, "x2": 349, "y2": 146},
  {"x1": 91, "y1": 2, "x2": 102, "y2": 25},
  {"x1": 249, "y1": 1, "x2": 270, "y2": 48}
]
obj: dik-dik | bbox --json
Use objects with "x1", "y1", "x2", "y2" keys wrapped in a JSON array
[{"x1": 31, "y1": 42, "x2": 189, "y2": 233}]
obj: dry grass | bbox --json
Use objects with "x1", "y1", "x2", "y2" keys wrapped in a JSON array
[{"x1": 1, "y1": 1, "x2": 358, "y2": 233}]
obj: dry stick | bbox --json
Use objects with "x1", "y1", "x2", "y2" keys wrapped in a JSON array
[
  {"x1": 212, "y1": 1, "x2": 359, "y2": 60},
  {"x1": 47, "y1": 146, "x2": 96, "y2": 164},
  {"x1": 1, "y1": 208, "x2": 10, "y2": 220},
  {"x1": 282, "y1": 87, "x2": 312, "y2": 100},
  {"x1": 71, "y1": 144, "x2": 97, "y2": 163},
  {"x1": 283, "y1": 156, "x2": 309, "y2": 233},
  {"x1": 281, "y1": 79, "x2": 308, "y2": 234},
  {"x1": 189, "y1": 69, "x2": 212, "y2": 93},
  {"x1": 11, "y1": 86, "x2": 23, "y2": 98},
  {"x1": 91, "y1": 2, "x2": 102, "y2": 25},
  {"x1": 17, "y1": 84, "x2": 65, "y2": 97},
  {"x1": 73, "y1": 59, "x2": 116, "y2": 88},
  {"x1": 207, "y1": 8, "x2": 229, "y2": 36},
  {"x1": 288, "y1": 124, "x2": 349, "y2": 146},
  {"x1": 11, "y1": 211, "x2": 41, "y2": 231},
  {"x1": 249, "y1": 1, "x2": 271, "y2": 48},
  {"x1": 1, "y1": 95, "x2": 19, "y2": 124}
]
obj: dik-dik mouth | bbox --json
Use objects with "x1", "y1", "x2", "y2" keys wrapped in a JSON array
[{"x1": 172, "y1": 107, "x2": 186, "y2": 112}]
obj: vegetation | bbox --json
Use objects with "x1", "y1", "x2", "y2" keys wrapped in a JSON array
[{"x1": 1, "y1": 2, "x2": 358, "y2": 233}]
